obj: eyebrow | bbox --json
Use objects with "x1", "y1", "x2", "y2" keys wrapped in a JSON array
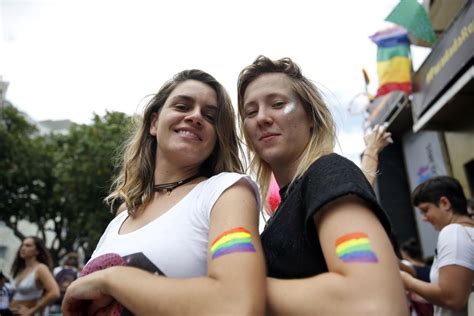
[
  {"x1": 171, "y1": 95, "x2": 218, "y2": 109},
  {"x1": 243, "y1": 92, "x2": 287, "y2": 108},
  {"x1": 265, "y1": 93, "x2": 286, "y2": 99},
  {"x1": 170, "y1": 95, "x2": 194, "y2": 103}
]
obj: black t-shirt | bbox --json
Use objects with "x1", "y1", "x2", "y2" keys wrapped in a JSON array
[{"x1": 261, "y1": 153, "x2": 393, "y2": 279}]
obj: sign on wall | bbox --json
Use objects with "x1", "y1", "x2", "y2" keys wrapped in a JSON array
[{"x1": 402, "y1": 131, "x2": 450, "y2": 257}]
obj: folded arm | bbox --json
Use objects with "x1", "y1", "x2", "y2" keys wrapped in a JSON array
[
  {"x1": 63, "y1": 179, "x2": 266, "y2": 316},
  {"x1": 266, "y1": 196, "x2": 408, "y2": 316}
]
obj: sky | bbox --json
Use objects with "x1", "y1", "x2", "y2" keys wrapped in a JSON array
[{"x1": 0, "y1": 0, "x2": 430, "y2": 164}]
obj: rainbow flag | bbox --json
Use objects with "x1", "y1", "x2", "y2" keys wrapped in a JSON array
[
  {"x1": 335, "y1": 232, "x2": 378, "y2": 263},
  {"x1": 370, "y1": 26, "x2": 411, "y2": 97},
  {"x1": 210, "y1": 227, "x2": 256, "y2": 260}
]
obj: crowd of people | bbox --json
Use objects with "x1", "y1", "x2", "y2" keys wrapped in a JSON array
[{"x1": 2, "y1": 56, "x2": 473, "y2": 315}]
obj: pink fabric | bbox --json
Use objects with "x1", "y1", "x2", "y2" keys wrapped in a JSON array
[
  {"x1": 80, "y1": 253, "x2": 126, "y2": 316},
  {"x1": 267, "y1": 174, "x2": 281, "y2": 214}
]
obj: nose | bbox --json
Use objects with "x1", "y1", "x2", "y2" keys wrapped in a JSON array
[
  {"x1": 255, "y1": 107, "x2": 273, "y2": 126},
  {"x1": 184, "y1": 107, "x2": 203, "y2": 126}
]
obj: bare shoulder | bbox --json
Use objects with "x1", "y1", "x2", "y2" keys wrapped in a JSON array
[
  {"x1": 226, "y1": 177, "x2": 256, "y2": 193},
  {"x1": 36, "y1": 263, "x2": 53, "y2": 277},
  {"x1": 210, "y1": 177, "x2": 260, "y2": 224},
  {"x1": 218, "y1": 178, "x2": 258, "y2": 205}
]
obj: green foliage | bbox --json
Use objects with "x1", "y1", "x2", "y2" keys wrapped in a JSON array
[
  {"x1": 0, "y1": 105, "x2": 132, "y2": 264},
  {"x1": 0, "y1": 105, "x2": 45, "y2": 235}
]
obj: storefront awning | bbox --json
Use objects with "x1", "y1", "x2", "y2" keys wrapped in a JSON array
[
  {"x1": 411, "y1": 1, "x2": 474, "y2": 132},
  {"x1": 413, "y1": 66, "x2": 474, "y2": 132}
]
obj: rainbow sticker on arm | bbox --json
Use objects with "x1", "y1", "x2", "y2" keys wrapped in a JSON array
[
  {"x1": 210, "y1": 227, "x2": 256, "y2": 260},
  {"x1": 335, "y1": 232, "x2": 378, "y2": 263}
]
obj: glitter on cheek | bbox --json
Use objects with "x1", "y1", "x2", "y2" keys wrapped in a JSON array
[{"x1": 283, "y1": 102, "x2": 296, "y2": 115}]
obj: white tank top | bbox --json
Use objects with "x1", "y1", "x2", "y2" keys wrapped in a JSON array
[{"x1": 13, "y1": 266, "x2": 43, "y2": 301}]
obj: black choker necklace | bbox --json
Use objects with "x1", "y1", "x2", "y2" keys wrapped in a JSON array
[{"x1": 154, "y1": 173, "x2": 201, "y2": 194}]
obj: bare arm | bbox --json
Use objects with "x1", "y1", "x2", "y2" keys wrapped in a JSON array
[
  {"x1": 266, "y1": 196, "x2": 408, "y2": 315},
  {"x1": 361, "y1": 124, "x2": 392, "y2": 187},
  {"x1": 402, "y1": 264, "x2": 474, "y2": 310},
  {"x1": 29, "y1": 264, "x2": 60, "y2": 315},
  {"x1": 63, "y1": 180, "x2": 266, "y2": 316}
]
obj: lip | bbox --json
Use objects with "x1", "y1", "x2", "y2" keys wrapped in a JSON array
[
  {"x1": 259, "y1": 132, "x2": 280, "y2": 141},
  {"x1": 175, "y1": 127, "x2": 202, "y2": 141}
]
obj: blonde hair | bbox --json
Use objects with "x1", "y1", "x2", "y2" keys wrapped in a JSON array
[
  {"x1": 106, "y1": 69, "x2": 243, "y2": 216},
  {"x1": 237, "y1": 56, "x2": 336, "y2": 202}
]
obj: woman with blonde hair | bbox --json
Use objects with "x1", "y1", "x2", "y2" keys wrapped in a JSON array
[
  {"x1": 62, "y1": 69, "x2": 265, "y2": 315},
  {"x1": 238, "y1": 55, "x2": 408, "y2": 315}
]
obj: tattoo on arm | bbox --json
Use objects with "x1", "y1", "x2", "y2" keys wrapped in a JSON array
[
  {"x1": 210, "y1": 227, "x2": 256, "y2": 260},
  {"x1": 335, "y1": 232, "x2": 378, "y2": 263}
]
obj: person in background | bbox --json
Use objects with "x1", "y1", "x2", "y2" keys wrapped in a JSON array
[
  {"x1": 0, "y1": 270, "x2": 13, "y2": 316},
  {"x1": 49, "y1": 253, "x2": 80, "y2": 315},
  {"x1": 361, "y1": 123, "x2": 393, "y2": 187},
  {"x1": 10, "y1": 236, "x2": 59, "y2": 316},
  {"x1": 62, "y1": 69, "x2": 265, "y2": 315},
  {"x1": 402, "y1": 176, "x2": 474, "y2": 315},
  {"x1": 237, "y1": 55, "x2": 408, "y2": 315},
  {"x1": 52, "y1": 253, "x2": 80, "y2": 277}
]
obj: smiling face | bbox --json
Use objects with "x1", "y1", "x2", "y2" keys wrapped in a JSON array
[
  {"x1": 150, "y1": 79, "x2": 218, "y2": 170},
  {"x1": 242, "y1": 73, "x2": 313, "y2": 169},
  {"x1": 19, "y1": 237, "x2": 39, "y2": 260}
]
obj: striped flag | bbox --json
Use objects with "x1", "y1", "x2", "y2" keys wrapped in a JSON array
[{"x1": 370, "y1": 26, "x2": 412, "y2": 97}]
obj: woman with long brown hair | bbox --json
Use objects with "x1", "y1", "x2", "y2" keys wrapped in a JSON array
[
  {"x1": 62, "y1": 69, "x2": 265, "y2": 315},
  {"x1": 10, "y1": 236, "x2": 59, "y2": 316}
]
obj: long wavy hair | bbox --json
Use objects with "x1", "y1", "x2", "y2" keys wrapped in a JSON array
[
  {"x1": 106, "y1": 69, "x2": 243, "y2": 216},
  {"x1": 11, "y1": 236, "x2": 53, "y2": 278},
  {"x1": 237, "y1": 55, "x2": 336, "y2": 202}
]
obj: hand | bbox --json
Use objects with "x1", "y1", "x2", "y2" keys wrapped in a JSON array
[
  {"x1": 363, "y1": 124, "x2": 393, "y2": 154},
  {"x1": 62, "y1": 270, "x2": 115, "y2": 316}
]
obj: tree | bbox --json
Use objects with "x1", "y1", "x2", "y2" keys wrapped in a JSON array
[
  {"x1": 0, "y1": 105, "x2": 132, "y2": 264},
  {"x1": 49, "y1": 112, "x2": 132, "y2": 262},
  {"x1": 0, "y1": 104, "x2": 50, "y2": 239}
]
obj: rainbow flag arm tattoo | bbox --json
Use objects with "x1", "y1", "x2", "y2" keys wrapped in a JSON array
[
  {"x1": 210, "y1": 227, "x2": 256, "y2": 260},
  {"x1": 335, "y1": 232, "x2": 378, "y2": 263}
]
